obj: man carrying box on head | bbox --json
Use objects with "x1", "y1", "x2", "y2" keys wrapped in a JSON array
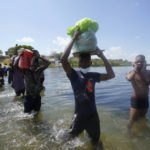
[
  {"x1": 14, "y1": 49, "x2": 50, "y2": 115},
  {"x1": 60, "y1": 30, "x2": 115, "y2": 149}
]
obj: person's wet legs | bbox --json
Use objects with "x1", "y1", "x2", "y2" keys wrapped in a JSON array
[
  {"x1": 86, "y1": 113, "x2": 103, "y2": 150},
  {"x1": 63, "y1": 114, "x2": 84, "y2": 141},
  {"x1": 24, "y1": 96, "x2": 34, "y2": 113},
  {"x1": 127, "y1": 108, "x2": 148, "y2": 135}
]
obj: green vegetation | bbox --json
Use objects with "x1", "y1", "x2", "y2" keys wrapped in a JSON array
[
  {"x1": 1, "y1": 45, "x2": 131, "y2": 67},
  {"x1": 108, "y1": 59, "x2": 131, "y2": 66},
  {"x1": 0, "y1": 55, "x2": 131, "y2": 67},
  {"x1": 52, "y1": 52, "x2": 62, "y2": 61},
  {"x1": 67, "y1": 18, "x2": 99, "y2": 37},
  {"x1": 5, "y1": 44, "x2": 34, "y2": 57},
  {"x1": 69, "y1": 57, "x2": 131, "y2": 67},
  {"x1": 52, "y1": 53, "x2": 131, "y2": 67},
  {"x1": 69, "y1": 57, "x2": 79, "y2": 67},
  {"x1": 0, "y1": 58, "x2": 10, "y2": 66},
  {"x1": 49, "y1": 63, "x2": 56, "y2": 68},
  {"x1": 2, "y1": 58, "x2": 10, "y2": 65}
]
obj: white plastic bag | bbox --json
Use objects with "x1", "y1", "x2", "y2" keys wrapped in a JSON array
[{"x1": 73, "y1": 28, "x2": 97, "y2": 52}]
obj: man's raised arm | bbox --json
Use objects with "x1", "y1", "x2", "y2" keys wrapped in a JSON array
[
  {"x1": 126, "y1": 62, "x2": 138, "y2": 81},
  {"x1": 95, "y1": 47, "x2": 115, "y2": 81},
  {"x1": 60, "y1": 30, "x2": 80, "y2": 75},
  {"x1": 38, "y1": 56, "x2": 51, "y2": 72}
]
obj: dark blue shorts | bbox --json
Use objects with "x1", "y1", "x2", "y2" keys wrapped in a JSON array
[
  {"x1": 69, "y1": 113, "x2": 100, "y2": 142},
  {"x1": 131, "y1": 97, "x2": 149, "y2": 109},
  {"x1": 24, "y1": 95, "x2": 41, "y2": 113}
]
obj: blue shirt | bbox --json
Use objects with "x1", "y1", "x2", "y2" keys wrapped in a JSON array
[{"x1": 67, "y1": 68, "x2": 101, "y2": 115}]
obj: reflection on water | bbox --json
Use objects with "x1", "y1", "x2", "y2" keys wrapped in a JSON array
[{"x1": 0, "y1": 67, "x2": 150, "y2": 150}]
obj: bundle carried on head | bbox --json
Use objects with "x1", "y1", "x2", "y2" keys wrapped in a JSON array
[
  {"x1": 67, "y1": 18, "x2": 99, "y2": 56},
  {"x1": 18, "y1": 49, "x2": 34, "y2": 69}
]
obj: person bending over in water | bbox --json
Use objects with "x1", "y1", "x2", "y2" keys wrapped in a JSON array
[
  {"x1": 14, "y1": 50, "x2": 50, "y2": 115},
  {"x1": 126, "y1": 55, "x2": 150, "y2": 133},
  {"x1": 60, "y1": 30, "x2": 115, "y2": 149}
]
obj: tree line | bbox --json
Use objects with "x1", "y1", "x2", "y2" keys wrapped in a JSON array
[
  {"x1": 69, "y1": 57, "x2": 131, "y2": 67},
  {"x1": 2, "y1": 44, "x2": 131, "y2": 67}
]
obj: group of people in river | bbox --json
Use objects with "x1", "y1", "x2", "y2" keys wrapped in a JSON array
[
  {"x1": 0, "y1": 30, "x2": 150, "y2": 150},
  {"x1": 0, "y1": 50, "x2": 50, "y2": 115}
]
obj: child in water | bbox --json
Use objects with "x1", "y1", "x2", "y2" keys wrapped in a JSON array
[{"x1": 14, "y1": 49, "x2": 50, "y2": 115}]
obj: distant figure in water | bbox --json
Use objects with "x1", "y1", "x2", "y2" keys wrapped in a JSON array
[
  {"x1": 0, "y1": 63, "x2": 4, "y2": 86},
  {"x1": 14, "y1": 50, "x2": 50, "y2": 115},
  {"x1": 61, "y1": 30, "x2": 115, "y2": 149},
  {"x1": 7, "y1": 63, "x2": 13, "y2": 84},
  {"x1": 126, "y1": 55, "x2": 150, "y2": 133},
  {"x1": 3, "y1": 65, "x2": 8, "y2": 76}
]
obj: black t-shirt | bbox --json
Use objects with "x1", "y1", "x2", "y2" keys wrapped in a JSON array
[
  {"x1": 67, "y1": 68, "x2": 101, "y2": 115},
  {"x1": 24, "y1": 68, "x2": 43, "y2": 96}
]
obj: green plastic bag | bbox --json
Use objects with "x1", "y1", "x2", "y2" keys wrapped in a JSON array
[{"x1": 67, "y1": 18, "x2": 99, "y2": 37}]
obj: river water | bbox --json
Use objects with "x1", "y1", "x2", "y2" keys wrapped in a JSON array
[{"x1": 0, "y1": 67, "x2": 150, "y2": 150}]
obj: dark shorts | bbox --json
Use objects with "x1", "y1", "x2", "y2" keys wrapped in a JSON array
[
  {"x1": 15, "y1": 88, "x2": 25, "y2": 96},
  {"x1": 69, "y1": 113, "x2": 100, "y2": 142},
  {"x1": 24, "y1": 95, "x2": 41, "y2": 113},
  {"x1": 131, "y1": 97, "x2": 149, "y2": 109}
]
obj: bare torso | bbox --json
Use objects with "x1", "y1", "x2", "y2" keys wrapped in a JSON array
[{"x1": 130, "y1": 70, "x2": 150, "y2": 98}]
